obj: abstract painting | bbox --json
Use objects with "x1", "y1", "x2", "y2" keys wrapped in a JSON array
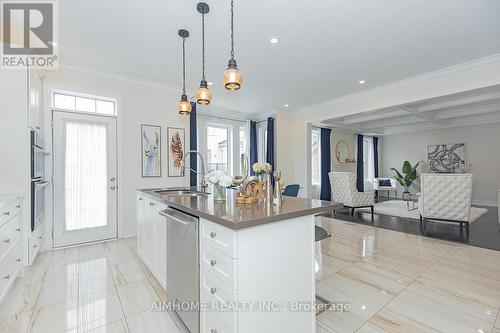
[
  {"x1": 141, "y1": 125, "x2": 161, "y2": 177},
  {"x1": 427, "y1": 143, "x2": 466, "y2": 173},
  {"x1": 168, "y1": 127, "x2": 185, "y2": 177}
]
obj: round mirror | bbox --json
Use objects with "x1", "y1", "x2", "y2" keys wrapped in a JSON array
[{"x1": 335, "y1": 140, "x2": 350, "y2": 164}]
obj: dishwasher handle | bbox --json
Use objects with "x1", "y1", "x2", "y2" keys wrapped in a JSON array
[{"x1": 160, "y1": 209, "x2": 197, "y2": 226}]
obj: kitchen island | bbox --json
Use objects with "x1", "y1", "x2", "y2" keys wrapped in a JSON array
[{"x1": 136, "y1": 188, "x2": 342, "y2": 333}]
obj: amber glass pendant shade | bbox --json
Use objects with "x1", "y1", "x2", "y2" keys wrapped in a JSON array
[
  {"x1": 223, "y1": 66, "x2": 242, "y2": 91},
  {"x1": 178, "y1": 95, "x2": 191, "y2": 115},
  {"x1": 195, "y1": 80, "x2": 212, "y2": 105}
]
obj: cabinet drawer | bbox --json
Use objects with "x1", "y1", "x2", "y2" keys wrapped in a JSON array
[
  {"x1": 201, "y1": 270, "x2": 238, "y2": 328},
  {"x1": 0, "y1": 213, "x2": 22, "y2": 260},
  {"x1": 29, "y1": 225, "x2": 42, "y2": 264},
  {"x1": 201, "y1": 311, "x2": 236, "y2": 333},
  {"x1": 200, "y1": 220, "x2": 237, "y2": 259},
  {"x1": 0, "y1": 239, "x2": 22, "y2": 301},
  {"x1": 201, "y1": 246, "x2": 237, "y2": 290},
  {"x1": 0, "y1": 200, "x2": 21, "y2": 228}
]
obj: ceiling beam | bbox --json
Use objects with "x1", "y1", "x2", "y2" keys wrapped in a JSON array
[
  {"x1": 342, "y1": 109, "x2": 409, "y2": 125},
  {"x1": 435, "y1": 101, "x2": 500, "y2": 120},
  {"x1": 398, "y1": 106, "x2": 450, "y2": 125},
  {"x1": 415, "y1": 91, "x2": 500, "y2": 113}
]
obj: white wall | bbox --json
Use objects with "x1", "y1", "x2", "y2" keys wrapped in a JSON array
[
  {"x1": 42, "y1": 69, "x2": 190, "y2": 248},
  {"x1": 331, "y1": 130, "x2": 356, "y2": 173},
  {"x1": 381, "y1": 123, "x2": 500, "y2": 206}
]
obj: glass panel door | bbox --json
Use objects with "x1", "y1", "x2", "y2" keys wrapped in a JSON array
[{"x1": 53, "y1": 111, "x2": 117, "y2": 247}]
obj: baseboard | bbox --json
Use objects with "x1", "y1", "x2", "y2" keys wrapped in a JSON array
[{"x1": 472, "y1": 200, "x2": 497, "y2": 207}]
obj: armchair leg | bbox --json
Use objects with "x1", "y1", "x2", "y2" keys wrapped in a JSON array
[
  {"x1": 351, "y1": 208, "x2": 355, "y2": 216},
  {"x1": 370, "y1": 206, "x2": 374, "y2": 217}
]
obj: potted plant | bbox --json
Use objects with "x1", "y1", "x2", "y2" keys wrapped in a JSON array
[
  {"x1": 390, "y1": 161, "x2": 422, "y2": 200},
  {"x1": 206, "y1": 170, "x2": 234, "y2": 201}
]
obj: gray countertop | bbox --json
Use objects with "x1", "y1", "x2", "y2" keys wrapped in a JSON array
[{"x1": 138, "y1": 188, "x2": 342, "y2": 230}]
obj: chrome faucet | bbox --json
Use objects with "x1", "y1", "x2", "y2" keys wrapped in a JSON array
[{"x1": 180, "y1": 150, "x2": 208, "y2": 192}]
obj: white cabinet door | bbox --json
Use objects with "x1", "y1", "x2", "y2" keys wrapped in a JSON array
[
  {"x1": 136, "y1": 194, "x2": 146, "y2": 257},
  {"x1": 143, "y1": 199, "x2": 156, "y2": 270},
  {"x1": 29, "y1": 68, "x2": 42, "y2": 132},
  {"x1": 154, "y1": 204, "x2": 167, "y2": 289}
]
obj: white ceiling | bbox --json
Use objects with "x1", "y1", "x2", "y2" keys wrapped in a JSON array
[
  {"x1": 58, "y1": 0, "x2": 500, "y2": 115},
  {"x1": 321, "y1": 84, "x2": 500, "y2": 135}
]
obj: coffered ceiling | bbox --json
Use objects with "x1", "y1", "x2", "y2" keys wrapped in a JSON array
[
  {"x1": 57, "y1": 0, "x2": 500, "y2": 114},
  {"x1": 321, "y1": 85, "x2": 500, "y2": 135}
]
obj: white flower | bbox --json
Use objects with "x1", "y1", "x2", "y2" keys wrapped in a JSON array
[{"x1": 205, "y1": 169, "x2": 233, "y2": 188}]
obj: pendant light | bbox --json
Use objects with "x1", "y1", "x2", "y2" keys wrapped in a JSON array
[
  {"x1": 195, "y1": 2, "x2": 212, "y2": 105},
  {"x1": 223, "y1": 0, "x2": 242, "y2": 90},
  {"x1": 178, "y1": 29, "x2": 191, "y2": 115}
]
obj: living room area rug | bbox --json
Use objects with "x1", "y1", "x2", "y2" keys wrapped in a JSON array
[{"x1": 359, "y1": 200, "x2": 488, "y2": 223}]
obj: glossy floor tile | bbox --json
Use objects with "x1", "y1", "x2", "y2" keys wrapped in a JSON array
[{"x1": 2, "y1": 221, "x2": 500, "y2": 333}]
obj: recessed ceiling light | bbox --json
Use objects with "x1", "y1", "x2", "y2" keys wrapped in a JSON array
[
  {"x1": 207, "y1": 81, "x2": 213, "y2": 86},
  {"x1": 269, "y1": 37, "x2": 279, "y2": 44},
  {"x1": 358, "y1": 80, "x2": 366, "y2": 85},
  {"x1": 283, "y1": 104, "x2": 289, "y2": 107}
]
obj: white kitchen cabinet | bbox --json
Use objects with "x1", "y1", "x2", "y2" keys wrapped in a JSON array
[
  {"x1": 136, "y1": 193, "x2": 167, "y2": 288},
  {"x1": 0, "y1": 195, "x2": 23, "y2": 305},
  {"x1": 154, "y1": 203, "x2": 167, "y2": 289},
  {"x1": 28, "y1": 67, "x2": 43, "y2": 133},
  {"x1": 136, "y1": 194, "x2": 146, "y2": 257}
]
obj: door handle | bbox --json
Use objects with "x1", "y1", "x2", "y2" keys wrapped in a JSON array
[
  {"x1": 110, "y1": 177, "x2": 116, "y2": 182},
  {"x1": 110, "y1": 186, "x2": 116, "y2": 190}
]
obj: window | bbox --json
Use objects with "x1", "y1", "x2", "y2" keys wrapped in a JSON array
[
  {"x1": 53, "y1": 92, "x2": 116, "y2": 115},
  {"x1": 239, "y1": 127, "x2": 247, "y2": 162},
  {"x1": 206, "y1": 126, "x2": 229, "y2": 172},
  {"x1": 363, "y1": 137, "x2": 375, "y2": 192},
  {"x1": 257, "y1": 124, "x2": 267, "y2": 163},
  {"x1": 311, "y1": 128, "x2": 321, "y2": 186}
]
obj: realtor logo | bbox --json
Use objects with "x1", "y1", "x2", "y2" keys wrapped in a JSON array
[{"x1": 1, "y1": 1, "x2": 58, "y2": 69}]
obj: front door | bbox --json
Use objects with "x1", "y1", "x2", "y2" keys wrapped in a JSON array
[{"x1": 53, "y1": 110, "x2": 117, "y2": 247}]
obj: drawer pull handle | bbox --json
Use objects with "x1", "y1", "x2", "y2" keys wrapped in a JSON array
[
  {"x1": 3, "y1": 275, "x2": 10, "y2": 280},
  {"x1": 211, "y1": 330, "x2": 218, "y2": 333},
  {"x1": 210, "y1": 287, "x2": 217, "y2": 294},
  {"x1": 4, "y1": 239, "x2": 10, "y2": 243},
  {"x1": 16, "y1": 204, "x2": 21, "y2": 209},
  {"x1": 16, "y1": 258, "x2": 21, "y2": 262},
  {"x1": 210, "y1": 232, "x2": 217, "y2": 238},
  {"x1": 138, "y1": 198, "x2": 143, "y2": 201},
  {"x1": 149, "y1": 202, "x2": 155, "y2": 206},
  {"x1": 16, "y1": 228, "x2": 21, "y2": 232},
  {"x1": 3, "y1": 211, "x2": 10, "y2": 216},
  {"x1": 38, "y1": 236, "x2": 42, "y2": 240},
  {"x1": 33, "y1": 245, "x2": 37, "y2": 248},
  {"x1": 210, "y1": 260, "x2": 217, "y2": 266}
]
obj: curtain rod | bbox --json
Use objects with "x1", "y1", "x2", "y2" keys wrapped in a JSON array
[{"x1": 197, "y1": 114, "x2": 270, "y2": 124}]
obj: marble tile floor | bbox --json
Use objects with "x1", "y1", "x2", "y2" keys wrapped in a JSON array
[{"x1": 2, "y1": 217, "x2": 500, "y2": 332}]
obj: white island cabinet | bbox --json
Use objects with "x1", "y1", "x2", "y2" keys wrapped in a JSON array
[
  {"x1": 136, "y1": 193, "x2": 167, "y2": 289},
  {"x1": 199, "y1": 216, "x2": 316, "y2": 333}
]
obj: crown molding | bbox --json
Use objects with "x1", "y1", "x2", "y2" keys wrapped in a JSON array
[
  {"x1": 291, "y1": 54, "x2": 500, "y2": 119},
  {"x1": 57, "y1": 61, "x2": 180, "y2": 92}
]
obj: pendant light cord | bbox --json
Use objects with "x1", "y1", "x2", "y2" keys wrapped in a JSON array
[
  {"x1": 230, "y1": 0, "x2": 234, "y2": 60},
  {"x1": 182, "y1": 37, "x2": 186, "y2": 95},
  {"x1": 202, "y1": 13, "x2": 206, "y2": 80}
]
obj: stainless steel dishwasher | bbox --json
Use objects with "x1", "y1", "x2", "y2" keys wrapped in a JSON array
[{"x1": 160, "y1": 208, "x2": 199, "y2": 333}]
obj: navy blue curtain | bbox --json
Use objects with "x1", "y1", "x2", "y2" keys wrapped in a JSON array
[
  {"x1": 249, "y1": 121, "x2": 257, "y2": 175},
  {"x1": 189, "y1": 102, "x2": 197, "y2": 186},
  {"x1": 373, "y1": 137, "x2": 379, "y2": 178},
  {"x1": 320, "y1": 128, "x2": 332, "y2": 201},
  {"x1": 266, "y1": 117, "x2": 274, "y2": 169},
  {"x1": 356, "y1": 134, "x2": 364, "y2": 192}
]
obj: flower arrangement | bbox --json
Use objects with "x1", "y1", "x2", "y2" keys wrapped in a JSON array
[
  {"x1": 205, "y1": 169, "x2": 234, "y2": 188},
  {"x1": 252, "y1": 162, "x2": 272, "y2": 177}
]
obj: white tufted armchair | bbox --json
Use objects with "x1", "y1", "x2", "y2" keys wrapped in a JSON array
[
  {"x1": 329, "y1": 172, "x2": 375, "y2": 216},
  {"x1": 419, "y1": 173, "x2": 473, "y2": 236}
]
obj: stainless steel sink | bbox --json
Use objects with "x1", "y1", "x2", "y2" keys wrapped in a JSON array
[{"x1": 154, "y1": 189, "x2": 209, "y2": 197}]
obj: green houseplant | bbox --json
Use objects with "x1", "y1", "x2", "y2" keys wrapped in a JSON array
[{"x1": 390, "y1": 161, "x2": 422, "y2": 200}]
